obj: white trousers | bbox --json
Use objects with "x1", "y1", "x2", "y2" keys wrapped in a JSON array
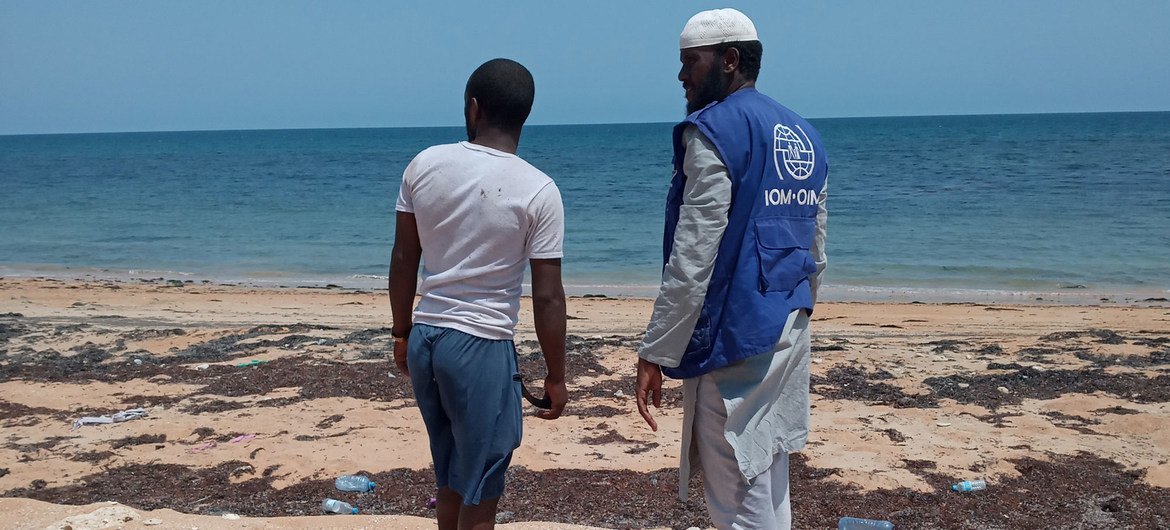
[{"x1": 694, "y1": 374, "x2": 792, "y2": 530}]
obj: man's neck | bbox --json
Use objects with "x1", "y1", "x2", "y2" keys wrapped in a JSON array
[
  {"x1": 725, "y1": 78, "x2": 755, "y2": 98},
  {"x1": 471, "y1": 127, "x2": 520, "y2": 154}
]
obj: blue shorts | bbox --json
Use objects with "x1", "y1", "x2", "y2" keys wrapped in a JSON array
[{"x1": 406, "y1": 324, "x2": 522, "y2": 505}]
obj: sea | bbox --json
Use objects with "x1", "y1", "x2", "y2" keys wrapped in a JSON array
[{"x1": 2, "y1": 112, "x2": 1168, "y2": 302}]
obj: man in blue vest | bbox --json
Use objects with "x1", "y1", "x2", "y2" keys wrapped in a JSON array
[{"x1": 635, "y1": 8, "x2": 829, "y2": 529}]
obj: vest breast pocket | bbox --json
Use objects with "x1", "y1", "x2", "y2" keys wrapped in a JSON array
[{"x1": 755, "y1": 216, "x2": 817, "y2": 293}]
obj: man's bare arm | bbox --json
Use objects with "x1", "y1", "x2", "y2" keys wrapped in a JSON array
[
  {"x1": 529, "y1": 258, "x2": 567, "y2": 419},
  {"x1": 389, "y1": 211, "x2": 422, "y2": 375}
]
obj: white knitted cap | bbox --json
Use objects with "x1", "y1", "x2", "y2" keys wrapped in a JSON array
[{"x1": 679, "y1": 8, "x2": 758, "y2": 49}]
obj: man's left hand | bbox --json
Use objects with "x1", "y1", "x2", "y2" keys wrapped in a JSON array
[
  {"x1": 393, "y1": 339, "x2": 409, "y2": 377},
  {"x1": 536, "y1": 378, "x2": 568, "y2": 420}
]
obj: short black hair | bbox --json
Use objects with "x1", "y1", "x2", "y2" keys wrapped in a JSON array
[
  {"x1": 714, "y1": 40, "x2": 763, "y2": 82},
  {"x1": 465, "y1": 58, "x2": 535, "y2": 130}
]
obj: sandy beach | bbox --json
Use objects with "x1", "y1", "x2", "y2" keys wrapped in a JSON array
[{"x1": 1, "y1": 277, "x2": 1168, "y2": 529}]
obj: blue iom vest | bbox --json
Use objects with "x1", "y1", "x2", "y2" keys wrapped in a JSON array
[{"x1": 662, "y1": 88, "x2": 828, "y2": 379}]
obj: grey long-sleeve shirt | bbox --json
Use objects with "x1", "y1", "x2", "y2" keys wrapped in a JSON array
[
  {"x1": 639, "y1": 123, "x2": 828, "y2": 496},
  {"x1": 639, "y1": 126, "x2": 733, "y2": 367}
]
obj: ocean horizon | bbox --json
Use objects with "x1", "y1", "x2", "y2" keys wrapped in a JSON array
[{"x1": 2, "y1": 111, "x2": 1168, "y2": 303}]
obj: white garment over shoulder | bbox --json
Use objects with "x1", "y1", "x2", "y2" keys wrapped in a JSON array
[{"x1": 396, "y1": 141, "x2": 564, "y2": 340}]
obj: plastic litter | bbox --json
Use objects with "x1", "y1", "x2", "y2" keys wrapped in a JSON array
[
  {"x1": 236, "y1": 359, "x2": 269, "y2": 367},
  {"x1": 334, "y1": 474, "x2": 376, "y2": 492},
  {"x1": 952, "y1": 479, "x2": 987, "y2": 492},
  {"x1": 839, "y1": 517, "x2": 894, "y2": 529},
  {"x1": 228, "y1": 434, "x2": 256, "y2": 444},
  {"x1": 71, "y1": 408, "x2": 148, "y2": 430},
  {"x1": 322, "y1": 498, "x2": 358, "y2": 514}
]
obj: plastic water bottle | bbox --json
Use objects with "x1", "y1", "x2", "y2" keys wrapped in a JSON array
[
  {"x1": 839, "y1": 517, "x2": 894, "y2": 530},
  {"x1": 951, "y1": 479, "x2": 987, "y2": 492},
  {"x1": 334, "y1": 474, "x2": 376, "y2": 492},
  {"x1": 322, "y1": 498, "x2": 358, "y2": 514}
]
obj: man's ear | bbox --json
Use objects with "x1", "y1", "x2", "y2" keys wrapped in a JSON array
[
  {"x1": 465, "y1": 96, "x2": 480, "y2": 139},
  {"x1": 722, "y1": 46, "x2": 740, "y2": 74},
  {"x1": 466, "y1": 96, "x2": 480, "y2": 124}
]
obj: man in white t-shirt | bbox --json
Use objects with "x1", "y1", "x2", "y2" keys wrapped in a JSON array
[{"x1": 389, "y1": 58, "x2": 568, "y2": 530}]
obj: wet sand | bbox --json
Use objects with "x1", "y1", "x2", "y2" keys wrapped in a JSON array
[{"x1": 1, "y1": 278, "x2": 1168, "y2": 529}]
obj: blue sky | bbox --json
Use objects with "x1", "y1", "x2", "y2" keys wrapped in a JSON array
[{"x1": 2, "y1": 1, "x2": 1168, "y2": 134}]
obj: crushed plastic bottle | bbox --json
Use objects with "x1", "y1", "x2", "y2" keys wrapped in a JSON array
[
  {"x1": 334, "y1": 474, "x2": 376, "y2": 492},
  {"x1": 951, "y1": 479, "x2": 987, "y2": 492},
  {"x1": 839, "y1": 516, "x2": 894, "y2": 530},
  {"x1": 322, "y1": 498, "x2": 358, "y2": 514}
]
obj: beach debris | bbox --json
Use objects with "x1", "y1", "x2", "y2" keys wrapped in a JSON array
[
  {"x1": 495, "y1": 511, "x2": 515, "y2": 524},
  {"x1": 838, "y1": 516, "x2": 894, "y2": 529},
  {"x1": 194, "y1": 363, "x2": 210, "y2": 370},
  {"x1": 230, "y1": 464, "x2": 254, "y2": 478},
  {"x1": 228, "y1": 433, "x2": 256, "y2": 444},
  {"x1": 221, "y1": 513, "x2": 241, "y2": 520},
  {"x1": 883, "y1": 428, "x2": 906, "y2": 442},
  {"x1": 236, "y1": 359, "x2": 269, "y2": 367},
  {"x1": 186, "y1": 441, "x2": 217, "y2": 454},
  {"x1": 70, "y1": 408, "x2": 147, "y2": 431},
  {"x1": 952, "y1": 479, "x2": 987, "y2": 492},
  {"x1": 996, "y1": 386, "x2": 1011, "y2": 394},
  {"x1": 111, "y1": 433, "x2": 166, "y2": 449},
  {"x1": 936, "y1": 421, "x2": 952, "y2": 427},
  {"x1": 387, "y1": 372, "x2": 396, "y2": 379},
  {"x1": 322, "y1": 498, "x2": 358, "y2": 514},
  {"x1": 427, "y1": 496, "x2": 437, "y2": 508},
  {"x1": 957, "y1": 383, "x2": 970, "y2": 388},
  {"x1": 144, "y1": 518, "x2": 163, "y2": 526},
  {"x1": 335, "y1": 474, "x2": 376, "y2": 492}
]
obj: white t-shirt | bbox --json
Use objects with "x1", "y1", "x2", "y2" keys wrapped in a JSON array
[{"x1": 396, "y1": 141, "x2": 564, "y2": 340}]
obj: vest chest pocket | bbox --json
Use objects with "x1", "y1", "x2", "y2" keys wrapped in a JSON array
[{"x1": 755, "y1": 216, "x2": 817, "y2": 293}]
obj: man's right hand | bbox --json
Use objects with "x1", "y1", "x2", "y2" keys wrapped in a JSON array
[{"x1": 636, "y1": 358, "x2": 663, "y2": 431}]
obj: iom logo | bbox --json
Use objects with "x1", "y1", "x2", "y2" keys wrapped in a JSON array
[{"x1": 773, "y1": 123, "x2": 815, "y2": 180}]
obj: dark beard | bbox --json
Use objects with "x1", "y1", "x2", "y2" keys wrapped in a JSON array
[{"x1": 687, "y1": 65, "x2": 729, "y2": 114}]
